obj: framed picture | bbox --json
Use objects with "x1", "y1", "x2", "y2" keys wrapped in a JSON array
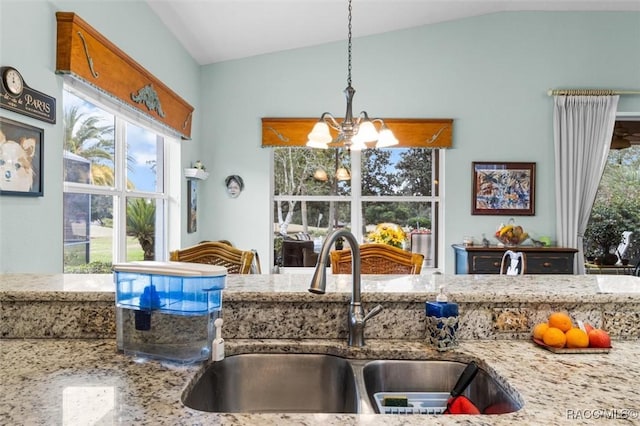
[
  {"x1": 187, "y1": 179, "x2": 197, "y2": 233},
  {"x1": 0, "y1": 116, "x2": 44, "y2": 196},
  {"x1": 471, "y1": 162, "x2": 535, "y2": 215}
]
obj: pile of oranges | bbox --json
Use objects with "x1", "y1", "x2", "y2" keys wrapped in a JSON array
[{"x1": 532, "y1": 312, "x2": 610, "y2": 349}]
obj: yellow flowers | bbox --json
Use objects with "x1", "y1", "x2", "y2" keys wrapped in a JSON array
[{"x1": 368, "y1": 223, "x2": 406, "y2": 248}]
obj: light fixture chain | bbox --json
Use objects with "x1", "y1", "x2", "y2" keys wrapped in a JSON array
[{"x1": 347, "y1": 0, "x2": 352, "y2": 87}]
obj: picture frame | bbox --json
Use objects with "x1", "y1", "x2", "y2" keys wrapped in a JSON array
[
  {"x1": 0, "y1": 116, "x2": 44, "y2": 196},
  {"x1": 471, "y1": 161, "x2": 535, "y2": 215},
  {"x1": 187, "y1": 179, "x2": 197, "y2": 233}
]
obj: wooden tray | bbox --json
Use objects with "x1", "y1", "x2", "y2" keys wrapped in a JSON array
[{"x1": 532, "y1": 338, "x2": 611, "y2": 354}]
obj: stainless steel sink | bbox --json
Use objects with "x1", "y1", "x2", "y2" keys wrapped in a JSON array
[
  {"x1": 182, "y1": 353, "x2": 359, "y2": 413},
  {"x1": 182, "y1": 354, "x2": 522, "y2": 415},
  {"x1": 362, "y1": 360, "x2": 522, "y2": 414}
]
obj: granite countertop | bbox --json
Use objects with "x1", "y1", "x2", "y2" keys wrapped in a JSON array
[
  {"x1": 2, "y1": 272, "x2": 640, "y2": 424},
  {"x1": 2, "y1": 338, "x2": 640, "y2": 425},
  {"x1": 2, "y1": 272, "x2": 640, "y2": 302}
]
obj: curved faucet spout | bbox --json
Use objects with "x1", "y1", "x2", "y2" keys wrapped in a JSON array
[
  {"x1": 309, "y1": 229, "x2": 361, "y2": 299},
  {"x1": 308, "y1": 229, "x2": 382, "y2": 347}
]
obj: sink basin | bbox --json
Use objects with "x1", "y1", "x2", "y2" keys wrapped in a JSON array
[
  {"x1": 182, "y1": 353, "x2": 359, "y2": 413},
  {"x1": 362, "y1": 360, "x2": 522, "y2": 414}
]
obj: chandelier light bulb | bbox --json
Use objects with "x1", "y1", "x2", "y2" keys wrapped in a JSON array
[
  {"x1": 376, "y1": 127, "x2": 400, "y2": 148},
  {"x1": 356, "y1": 119, "x2": 379, "y2": 143},
  {"x1": 307, "y1": 121, "x2": 332, "y2": 148},
  {"x1": 335, "y1": 167, "x2": 351, "y2": 181}
]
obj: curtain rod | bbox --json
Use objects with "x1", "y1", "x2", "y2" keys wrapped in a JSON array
[{"x1": 547, "y1": 89, "x2": 640, "y2": 96}]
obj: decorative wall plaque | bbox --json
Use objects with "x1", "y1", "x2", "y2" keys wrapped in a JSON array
[{"x1": 0, "y1": 66, "x2": 56, "y2": 124}]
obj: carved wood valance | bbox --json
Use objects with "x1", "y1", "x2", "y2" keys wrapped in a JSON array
[
  {"x1": 55, "y1": 12, "x2": 194, "y2": 139},
  {"x1": 261, "y1": 118, "x2": 453, "y2": 148}
]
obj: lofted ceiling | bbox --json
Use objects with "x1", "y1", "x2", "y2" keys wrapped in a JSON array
[{"x1": 146, "y1": 0, "x2": 640, "y2": 65}]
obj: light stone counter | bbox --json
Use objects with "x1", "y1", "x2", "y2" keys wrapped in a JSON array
[
  {"x1": 3, "y1": 272, "x2": 640, "y2": 302},
  {"x1": 1, "y1": 273, "x2": 640, "y2": 425},
  {"x1": 2, "y1": 338, "x2": 640, "y2": 425},
  {"x1": 2, "y1": 273, "x2": 640, "y2": 340}
]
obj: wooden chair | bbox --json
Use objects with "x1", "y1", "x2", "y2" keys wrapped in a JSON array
[
  {"x1": 330, "y1": 243, "x2": 424, "y2": 274},
  {"x1": 169, "y1": 241, "x2": 255, "y2": 274}
]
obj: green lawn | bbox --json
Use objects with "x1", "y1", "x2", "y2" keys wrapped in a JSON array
[{"x1": 89, "y1": 235, "x2": 144, "y2": 263}]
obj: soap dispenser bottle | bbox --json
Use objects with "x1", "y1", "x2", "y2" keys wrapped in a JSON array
[{"x1": 425, "y1": 286, "x2": 459, "y2": 351}]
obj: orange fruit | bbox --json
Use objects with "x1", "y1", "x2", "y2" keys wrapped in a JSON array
[
  {"x1": 542, "y1": 327, "x2": 567, "y2": 348},
  {"x1": 565, "y1": 328, "x2": 589, "y2": 348},
  {"x1": 532, "y1": 323, "x2": 549, "y2": 340},
  {"x1": 548, "y1": 312, "x2": 573, "y2": 332}
]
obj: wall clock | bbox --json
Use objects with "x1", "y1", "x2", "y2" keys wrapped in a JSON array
[
  {"x1": 0, "y1": 65, "x2": 56, "y2": 124},
  {"x1": 2, "y1": 67, "x2": 24, "y2": 96}
]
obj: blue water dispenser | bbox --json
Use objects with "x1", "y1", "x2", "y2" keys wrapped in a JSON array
[{"x1": 114, "y1": 261, "x2": 226, "y2": 363}]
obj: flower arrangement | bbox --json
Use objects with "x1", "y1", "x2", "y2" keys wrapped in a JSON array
[{"x1": 368, "y1": 223, "x2": 406, "y2": 249}]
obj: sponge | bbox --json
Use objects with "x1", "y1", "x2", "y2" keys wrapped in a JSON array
[{"x1": 382, "y1": 395, "x2": 409, "y2": 407}]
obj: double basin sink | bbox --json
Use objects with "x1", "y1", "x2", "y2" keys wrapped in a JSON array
[{"x1": 182, "y1": 353, "x2": 522, "y2": 415}]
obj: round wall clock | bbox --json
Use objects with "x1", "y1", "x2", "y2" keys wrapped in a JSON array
[{"x1": 3, "y1": 67, "x2": 24, "y2": 96}]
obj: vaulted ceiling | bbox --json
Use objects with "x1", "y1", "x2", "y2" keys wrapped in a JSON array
[{"x1": 146, "y1": 0, "x2": 640, "y2": 65}]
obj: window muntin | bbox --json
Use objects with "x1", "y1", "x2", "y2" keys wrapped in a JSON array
[{"x1": 62, "y1": 88, "x2": 167, "y2": 272}]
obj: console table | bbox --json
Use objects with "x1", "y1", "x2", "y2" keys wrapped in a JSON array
[{"x1": 452, "y1": 244, "x2": 578, "y2": 274}]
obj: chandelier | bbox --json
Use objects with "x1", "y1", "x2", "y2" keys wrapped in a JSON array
[{"x1": 306, "y1": 0, "x2": 398, "y2": 150}]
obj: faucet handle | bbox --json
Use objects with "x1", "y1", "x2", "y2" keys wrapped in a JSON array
[{"x1": 364, "y1": 304, "x2": 384, "y2": 322}]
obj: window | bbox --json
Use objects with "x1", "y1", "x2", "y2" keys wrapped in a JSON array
[
  {"x1": 272, "y1": 147, "x2": 440, "y2": 269},
  {"x1": 63, "y1": 87, "x2": 169, "y2": 272},
  {"x1": 584, "y1": 133, "x2": 640, "y2": 267}
]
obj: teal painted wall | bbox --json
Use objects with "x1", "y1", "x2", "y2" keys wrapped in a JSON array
[
  {"x1": 199, "y1": 12, "x2": 640, "y2": 273},
  {"x1": 0, "y1": 0, "x2": 201, "y2": 272},
  {"x1": 1, "y1": 2, "x2": 639, "y2": 273}
]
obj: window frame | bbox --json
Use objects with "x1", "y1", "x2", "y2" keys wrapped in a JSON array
[
  {"x1": 271, "y1": 148, "x2": 442, "y2": 270},
  {"x1": 62, "y1": 83, "x2": 173, "y2": 266}
]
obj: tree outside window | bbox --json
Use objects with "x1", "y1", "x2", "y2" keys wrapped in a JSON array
[{"x1": 584, "y1": 144, "x2": 640, "y2": 265}]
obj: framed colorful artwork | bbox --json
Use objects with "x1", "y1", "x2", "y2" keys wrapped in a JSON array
[
  {"x1": 0, "y1": 116, "x2": 44, "y2": 196},
  {"x1": 471, "y1": 162, "x2": 535, "y2": 215},
  {"x1": 187, "y1": 179, "x2": 197, "y2": 233}
]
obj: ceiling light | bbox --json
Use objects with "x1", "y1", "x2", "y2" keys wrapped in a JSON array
[
  {"x1": 306, "y1": 0, "x2": 397, "y2": 150},
  {"x1": 335, "y1": 167, "x2": 351, "y2": 181}
]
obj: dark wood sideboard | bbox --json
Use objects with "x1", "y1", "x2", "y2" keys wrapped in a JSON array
[{"x1": 452, "y1": 244, "x2": 578, "y2": 274}]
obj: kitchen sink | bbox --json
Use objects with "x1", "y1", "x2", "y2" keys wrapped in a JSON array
[
  {"x1": 182, "y1": 353, "x2": 359, "y2": 413},
  {"x1": 362, "y1": 360, "x2": 522, "y2": 414},
  {"x1": 182, "y1": 354, "x2": 522, "y2": 415}
]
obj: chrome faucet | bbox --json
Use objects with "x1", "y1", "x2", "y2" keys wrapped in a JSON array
[{"x1": 309, "y1": 229, "x2": 383, "y2": 347}]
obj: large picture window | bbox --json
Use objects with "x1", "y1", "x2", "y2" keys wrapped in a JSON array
[
  {"x1": 272, "y1": 147, "x2": 440, "y2": 270},
  {"x1": 62, "y1": 87, "x2": 169, "y2": 272}
]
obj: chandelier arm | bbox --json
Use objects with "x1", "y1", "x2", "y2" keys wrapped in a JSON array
[{"x1": 320, "y1": 112, "x2": 342, "y2": 132}]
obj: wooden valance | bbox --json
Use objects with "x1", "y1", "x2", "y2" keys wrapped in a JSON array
[
  {"x1": 261, "y1": 118, "x2": 453, "y2": 148},
  {"x1": 55, "y1": 12, "x2": 194, "y2": 139}
]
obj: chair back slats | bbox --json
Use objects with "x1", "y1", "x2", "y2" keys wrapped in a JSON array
[
  {"x1": 330, "y1": 243, "x2": 424, "y2": 275},
  {"x1": 500, "y1": 250, "x2": 526, "y2": 275},
  {"x1": 170, "y1": 241, "x2": 255, "y2": 274}
]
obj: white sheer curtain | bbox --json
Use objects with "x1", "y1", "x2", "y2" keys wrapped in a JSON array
[{"x1": 553, "y1": 95, "x2": 619, "y2": 274}]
